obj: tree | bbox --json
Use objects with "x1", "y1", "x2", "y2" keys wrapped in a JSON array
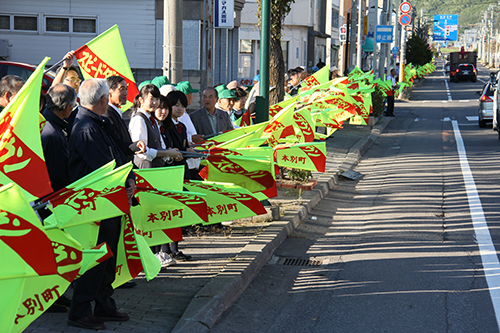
[
  {"x1": 257, "y1": 0, "x2": 295, "y2": 104},
  {"x1": 406, "y1": 33, "x2": 433, "y2": 66}
]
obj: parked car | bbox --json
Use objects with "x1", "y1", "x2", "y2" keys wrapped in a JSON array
[
  {"x1": 454, "y1": 63, "x2": 477, "y2": 82},
  {"x1": 476, "y1": 82, "x2": 494, "y2": 128},
  {"x1": 445, "y1": 61, "x2": 450, "y2": 74},
  {"x1": 0, "y1": 61, "x2": 55, "y2": 94}
]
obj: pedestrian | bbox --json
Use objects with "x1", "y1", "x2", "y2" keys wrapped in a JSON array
[
  {"x1": 330, "y1": 66, "x2": 339, "y2": 80},
  {"x1": 215, "y1": 84, "x2": 238, "y2": 114},
  {"x1": 103, "y1": 76, "x2": 146, "y2": 165},
  {"x1": 0, "y1": 75, "x2": 25, "y2": 112},
  {"x1": 40, "y1": 83, "x2": 78, "y2": 312},
  {"x1": 286, "y1": 69, "x2": 301, "y2": 96},
  {"x1": 385, "y1": 68, "x2": 398, "y2": 117},
  {"x1": 68, "y1": 79, "x2": 134, "y2": 330},
  {"x1": 174, "y1": 81, "x2": 204, "y2": 180},
  {"x1": 160, "y1": 91, "x2": 194, "y2": 262},
  {"x1": 52, "y1": 51, "x2": 81, "y2": 94},
  {"x1": 190, "y1": 87, "x2": 233, "y2": 136},
  {"x1": 128, "y1": 84, "x2": 182, "y2": 268},
  {"x1": 230, "y1": 87, "x2": 248, "y2": 125}
]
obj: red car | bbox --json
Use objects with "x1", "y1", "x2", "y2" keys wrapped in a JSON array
[{"x1": 0, "y1": 61, "x2": 55, "y2": 94}]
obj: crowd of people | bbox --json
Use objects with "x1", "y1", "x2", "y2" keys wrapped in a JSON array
[{"x1": 0, "y1": 48, "x2": 401, "y2": 330}]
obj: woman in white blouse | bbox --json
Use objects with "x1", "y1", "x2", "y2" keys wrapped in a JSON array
[{"x1": 129, "y1": 84, "x2": 181, "y2": 168}]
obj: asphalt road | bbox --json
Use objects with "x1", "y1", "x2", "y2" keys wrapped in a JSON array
[{"x1": 211, "y1": 61, "x2": 500, "y2": 332}]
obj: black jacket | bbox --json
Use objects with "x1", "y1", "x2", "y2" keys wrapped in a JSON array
[
  {"x1": 68, "y1": 107, "x2": 131, "y2": 182},
  {"x1": 102, "y1": 104, "x2": 141, "y2": 161},
  {"x1": 41, "y1": 108, "x2": 71, "y2": 192},
  {"x1": 162, "y1": 122, "x2": 190, "y2": 179}
]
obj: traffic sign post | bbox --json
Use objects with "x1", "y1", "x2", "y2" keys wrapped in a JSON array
[
  {"x1": 399, "y1": 14, "x2": 411, "y2": 26},
  {"x1": 433, "y1": 14, "x2": 458, "y2": 41},
  {"x1": 375, "y1": 25, "x2": 394, "y2": 43},
  {"x1": 399, "y1": 2, "x2": 411, "y2": 14}
]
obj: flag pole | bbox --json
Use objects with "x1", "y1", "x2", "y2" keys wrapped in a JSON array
[{"x1": 44, "y1": 58, "x2": 65, "y2": 74}]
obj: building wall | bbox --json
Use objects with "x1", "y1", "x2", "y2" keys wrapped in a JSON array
[{"x1": 0, "y1": 0, "x2": 156, "y2": 68}]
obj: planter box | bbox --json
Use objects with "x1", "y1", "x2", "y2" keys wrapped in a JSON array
[{"x1": 277, "y1": 179, "x2": 317, "y2": 191}]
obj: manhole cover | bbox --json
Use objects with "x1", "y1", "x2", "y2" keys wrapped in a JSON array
[{"x1": 270, "y1": 256, "x2": 323, "y2": 266}]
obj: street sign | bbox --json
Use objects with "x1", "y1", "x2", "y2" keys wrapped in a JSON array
[
  {"x1": 399, "y1": 2, "x2": 411, "y2": 14},
  {"x1": 392, "y1": 46, "x2": 399, "y2": 54},
  {"x1": 375, "y1": 25, "x2": 393, "y2": 43},
  {"x1": 399, "y1": 14, "x2": 411, "y2": 26},
  {"x1": 214, "y1": 0, "x2": 234, "y2": 28},
  {"x1": 433, "y1": 14, "x2": 458, "y2": 41}
]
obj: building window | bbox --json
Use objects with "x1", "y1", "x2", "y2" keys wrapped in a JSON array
[
  {"x1": 46, "y1": 17, "x2": 69, "y2": 32},
  {"x1": 239, "y1": 39, "x2": 252, "y2": 53},
  {"x1": 73, "y1": 18, "x2": 96, "y2": 33},
  {"x1": 0, "y1": 16, "x2": 9, "y2": 30},
  {"x1": 332, "y1": 8, "x2": 339, "y2": 28},
  {"x1": 281, "y1": 40, "x2": 289, "y2": 70},
  {"x1": 14, "y1": 16, "x2": 37, "y2": 31}
]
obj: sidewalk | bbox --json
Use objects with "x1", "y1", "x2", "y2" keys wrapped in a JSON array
[{"x1": 25, "y1": 117, "x2": 391, "y2": 333}]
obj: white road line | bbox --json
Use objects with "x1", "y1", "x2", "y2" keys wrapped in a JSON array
[
  {"x1": 459, "y1": 100, "x2": 470, "y2": 103},
  {"x1": 466, "y1": 116, "x2": 479, "y2": 121},
  {"x1": 444, "y1": 79, "x2": 452, "y2": 101},
  {"x1": 452, "y1": 120, "x2": 500, "y2": 331},
  {"x1": 478, "y1": 78, "x2": 487, "y2": 84}
]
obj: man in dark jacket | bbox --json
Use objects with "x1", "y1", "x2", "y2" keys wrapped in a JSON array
[
  {"x1": 67, "y1": 78, "x2": 132, "y2": 330},
  {"x1": 41, "y1": 84, "x2": 77, "y2": 192},
  {"x1": 103, "y1": 76, "x2": 145, "y2": 161}
]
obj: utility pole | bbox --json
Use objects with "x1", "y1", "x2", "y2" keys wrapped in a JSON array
[
  {"x1": 490, "y1": 10, "x2": 494, "y2": 66},
  {"x1": 356, "y1": 0, "x2": 364, "y2": 68},
  {"x1": 378, "y1": 0, "x2": 388, "y2": 78},
  {"x1": 349, "y1": 2, "x2": 358, "y2": 71},
  {"x1": 255, "y1": 0, "x2": 270, "y2": 124},
  {"x1": 163, "y1": 0, "x2": 183, "y2": 83}
]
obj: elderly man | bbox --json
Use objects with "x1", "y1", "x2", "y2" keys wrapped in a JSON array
[
  {"x1": 214, "y1": 84, "x2": 238, "y2": 114},
  {"x1": 286, "y1": 69, "x2": 301, "y2": 96},
  {"x1": 190, "y1": 87, "x2": 233, "y2": 136},
  {"x1": 0, "y1": 75, "x2": 25, "y2": 111},
  {"x1": 68, "y1": 79, "x2": 133, "y2": 330},
  {"x1": 41, "y1": 84, "x2": 77, "y2": 192}
]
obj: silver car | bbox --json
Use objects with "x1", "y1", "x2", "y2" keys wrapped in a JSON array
[{"x1": 477, "y1": 82, "x2": 494, "y2": 128}]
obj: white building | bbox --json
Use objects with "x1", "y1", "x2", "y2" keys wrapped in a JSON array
[{"x1": 238, "y1": 0, "x2": 340, "y2": 80}]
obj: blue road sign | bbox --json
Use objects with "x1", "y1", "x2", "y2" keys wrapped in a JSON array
[
  {"x1": 433, "y1": 14, "x2": 458, "y2": 41},
  {"x1": 375, "y1": 25, "x2": 393, "y2": 43},
  {"x1": 392, "y1": 46, "x2": 399, "y2": 54}
]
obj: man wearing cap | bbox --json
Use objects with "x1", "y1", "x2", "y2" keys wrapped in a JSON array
[
  {"x1": 286, "y1": 69, "x2": 301, "y2": 97},
  {"x1": 215, "y1": 84, "x2": 238, "y2": 114},
  {"x1": 190, "y1": 87, "x2": 233, "y2": 137},
  {"x1": 330, "y1": 66, "x2": 339, "y2": 80}
]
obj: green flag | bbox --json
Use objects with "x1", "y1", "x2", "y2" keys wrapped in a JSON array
[
  {"x1": 47, "y1": 162, "x2": 133, "y2": 229},
  {"x1": 275, "y1": 142, "x2": 327, "y2": 172},
  {"x1": 0, "y1": 57, "x2": 52, "y2": 202},
  {"x1": 134, "y1": 165, "x2": 185, "y2": 191},
  {"x1": 183, "y1": 180, "x2": 267, "y2": 224}
]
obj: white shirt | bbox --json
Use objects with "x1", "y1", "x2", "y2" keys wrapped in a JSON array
[
  {"x1": 128, "y1": 108, "x2": 166, "y2": 161},
  {"x1": 177, "y1": 113, "x2": 200, "y2": 170}
]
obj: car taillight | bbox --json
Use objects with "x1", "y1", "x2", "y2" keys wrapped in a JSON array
[
  {"x1": 481, "y1": 95, "x2": 493, "y2": 102},
  {"x1": 456, "y1": 69, "x2": 459, "y2": 72},
  {"x1": 473, "y1": 69, "x2": 476, "y2": 72}
]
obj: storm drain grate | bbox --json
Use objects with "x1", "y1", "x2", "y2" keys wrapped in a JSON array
[{"x1": 279, "y1": 257, "x2": 323, "y2": 266}]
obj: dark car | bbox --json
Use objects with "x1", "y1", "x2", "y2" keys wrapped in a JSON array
[
  {"x1": 476, "y1": 82, "x2": 494, "y2": 128},
  {"x1": 454, "y1": 63, "x2": 477, "y2": 82},
  {"x1": 0, "y1": 61, "x2": 55, "y2": 94}
]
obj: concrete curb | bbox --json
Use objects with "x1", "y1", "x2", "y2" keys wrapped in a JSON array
[{"x1": 171, "y1": 117, "x2": 392, "y2": 333}]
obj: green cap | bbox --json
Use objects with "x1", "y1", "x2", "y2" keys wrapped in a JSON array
[
  {"x1": 215, "y1": 84, "x2": 237, "y2": 99},
  {"x1": 151, "y1": 76, "x2": 170, "y2": 89},
  {"x1": 138, "y1": 80, "x2": 152, "y2": 91},
  {"x1": 175, "y1": 81, "x2": 199, "y2": 95}
]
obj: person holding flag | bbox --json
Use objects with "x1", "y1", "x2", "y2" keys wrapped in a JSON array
[
  {"x1": 190, "y1": 87, "x2": 233, "y2": 136},
  {"x1": 0, "y1": 75, "x2": 24, "y2": 112},
  {"x1": 286, "y1": 69, "x2": 301, "y2": 96},
  {"x1": 67, "y1": 78, "x2": 134, "y2": 329},
  {"x1": 386, "y1": 68, "x2": 398, "y2": 117},
  {"x1": 159, "y1": 90, "x2": 193, "y2": 262},
  {"x1": 129, "y1": 84, "x2": 182, "y2": 267}
]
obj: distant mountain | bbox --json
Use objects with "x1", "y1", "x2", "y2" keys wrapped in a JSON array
[{"x1": 417, "y1": 0, "x2": 496, "y2": 33}]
